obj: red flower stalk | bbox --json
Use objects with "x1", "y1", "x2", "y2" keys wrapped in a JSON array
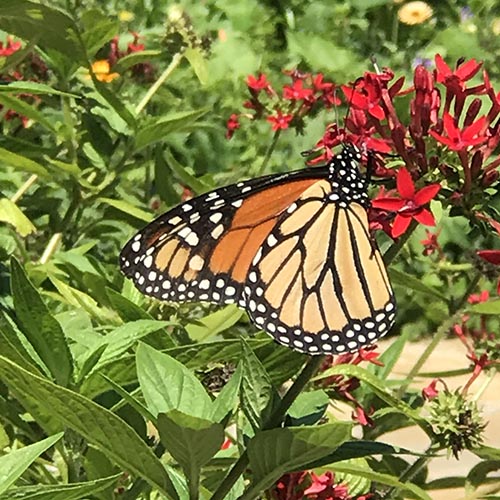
[
  {"x1": 422, "y1": 379, "x2": 441, "y2": 400},
  {"x1": 225, "y1": 113, "x2": 240, "y2": 139},
  {"x1": 371, "y1": 168, "x2": 441, "y2": 238},
  {"x1": 420, "y1": 229, "x2": 443, "y2": 257}
]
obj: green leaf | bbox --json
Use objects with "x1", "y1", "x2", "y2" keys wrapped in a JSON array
[
  {"x1": 0, "y1": 81, "x2": 79, "y2": 97},
  {"x1": 0, "y1": 433, "x2": 63, "y2": 495},
  {"x1": 92, "y1": 320, "x2": 174, "y2": 373},
  {"x1": 157, "y1": 411, "x2": 224, "y2": 481},
  {"x1": 287, "y1": 390, "x2": 329, "y2": 426},
  {"x1": 106, "y1": 287, "x2": 155, "y2": 322},
  {"x1": 10, "y1": 257, "x2": 73, "y2": 386},
  {"x1": 184, "y1": 47, "x2": 209, "y2": 85},
  {"x1": 0, "y1": 147, "x2": 49, "y2": 177},
  {"x1": 134, "y1": 109, "x2": 209, "y2": 151},
  {"x1": 469, "y1": 299, "x2": 500, "y2": 315},
  {"x1": 100, "y1": 197, "x2": 152, "y2": 222},
  {"x1": 390, "y1": 268, "x2": 447, "y2": 301},
  {"x1": 164, "y1": 148, "x2": 212, "y2": 195},
  {"x1": 239, "y1": 340, "x2": 278, "y2": 431},
  {"x1": 474, "y1": 446, "x2": 500, "y2": 461},
  {"x1": 0, "y1": 198, "x2": 36, "y2": 237},
  {"x1": 0, "y1": 94, "x2": 56, "y2": 132},
  {"x1": 331, "y1": 463, "x2": 432, "y2": 500},
  {"x1": 0, "y1": 1, "x2": 83, "y2": 60},
  {"x1": 0, "y1": 311, "x2": 44, "y2": 375},
  {"x1": 0, "y1": 356, "x2": 178, "y2": 499},
  {"x1": 185, "y1": 305, "x2": 244, "y2": 342},
  {"x1": 245, "y1": 423, "x2": 352, "y2": 496},
  {"x1": 92, "y1": 80, "x2": 136, "y2": 128},
  {"x1": 136, "y1": 343, "x2": 213, "y2": 419},
  {"x1": 113, "y1": 50, "x2": 162, "y2": 74},
  {"x1": 211, "y1": 363, "x2": 243, "y2": 423},
  {"x1": 80, "y1": 10, "x2": 120, "y2": 58},
  {"x1": 0, "y1": 474, "x2": 120, "y2": 500}
]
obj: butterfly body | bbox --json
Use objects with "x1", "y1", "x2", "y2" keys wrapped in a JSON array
[{"x1": 120, "y1": 145, "x2": 396, "y2": 355}]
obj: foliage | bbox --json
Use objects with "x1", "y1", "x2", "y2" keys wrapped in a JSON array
[{"x1": 0, "y1": 1, "x2": 500, "y2": 499}]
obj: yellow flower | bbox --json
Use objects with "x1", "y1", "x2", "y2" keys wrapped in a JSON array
[
  {"x1": 89, "y1": 60, "x2": 119, "y2": 83},
  {"x1": 398, "y1": 1, "x2": 433, "y2": 25},
  {"x1": 118, "y1": 10, "x2": 134, "y2": 22}
]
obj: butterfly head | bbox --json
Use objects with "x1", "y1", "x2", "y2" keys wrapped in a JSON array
[{"x1": 327, "y1": 144, "x2": 369, "y2": 207}]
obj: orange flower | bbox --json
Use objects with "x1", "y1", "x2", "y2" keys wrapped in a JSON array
[{"x1": 89, "y1": 60, "x2": 119, "y2": 83}]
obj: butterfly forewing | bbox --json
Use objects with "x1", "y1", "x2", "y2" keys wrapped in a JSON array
[{"x1": 120, "y1": 167, "x2": 328, "y2": 305}]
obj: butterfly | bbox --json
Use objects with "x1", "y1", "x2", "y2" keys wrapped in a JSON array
[{"x1": 120, "y1": 144, "x2": 396, "y2": 355}]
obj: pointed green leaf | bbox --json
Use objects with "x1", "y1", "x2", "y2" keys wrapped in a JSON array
[
  {"x1": 113, "y1": 50, "x2": 162, "y2": 74},
  {"x1": 10, "y1": 257, "x2": 73, "y2": 386},
  {"x1": 134, "y1": 109, "x2": 209, "y2": 151},
  {"x1": 185, "y1": 305, "x2": 244, "y2": 342},
  {"x1": 100, "y1": 198, "x2": 152, "y2": 222},
  {"x1": 0, "y1": 147, "x2": 49, "y2": 177},
  {"x1": 240, "y1": 340, "x2": 278, "y2": 430},
  {"x1": 390, "y1": 268, "x2": 447, "y2": 301},
  {"x1": 106, "y1": 287, "x2": 154, "y2": 322},
  {"x1": 469, "y1": 299, "x2": 500, "y2": 315},
  {"x1": 157, "y1": 410, "x2": 224, "y2": 479},
  {"x1": 136, "y1": 343, "x2": 212, "y2": 419},
  {"x1": 164, "y1": 148, "x2": 212, "y2": 195},
  {"x1": 0, "y1": 474, "x2": 120, "y2": 500},
  {"x1": 0, "y1": 433, "x2": 63, "y2": 495},
  {"x1": 0, "y1": 198, "x2": 35, "y2": 237},
  {"x1": 245, "y1": 423, "x2": 352, "y2": 496},
  {"x1": 287, "y1": 390, "x2": 329, "y2": 426},
  {"x1": 0, "y1": 81, "x2": 78, "y2": 97},
  {"x1": 0, "y1": 1, "x2": 83, "y2": 60},
  {"x1": 184, "y1": 48, "x2": 209, "y2": 85},
  {"x1": 0, "y1": 356, "x2": 178, "y2": 499},
  {"x1": 0, "y1": 94, "x2": 56, "y2": 132}
]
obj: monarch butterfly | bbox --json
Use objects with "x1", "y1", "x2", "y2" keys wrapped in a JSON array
[{"x1": 120, "y1": 144, "x2": 396, "y2": 355}]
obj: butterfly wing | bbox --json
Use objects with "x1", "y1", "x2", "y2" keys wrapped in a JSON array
[
  {"x1": 120, "y1": 167, "x2": 329, "y2": 305},
  {"x1": 243, "y1": 179, "x2": 396, "y2": 355}
]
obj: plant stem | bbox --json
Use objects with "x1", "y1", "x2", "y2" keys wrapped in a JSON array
[
  {"x1": 255, "y1": 130, "x2": 281, "y2": 176},
  {"x1": 11, "y1": 174, "x2": 38, "y2": 203},
  {"x1": 472, "y1": 367, "x2": 497, "y2": 402},
  {"x1": 135, "y1": 52, "x2": 184, "y2": 115},
  {"x1": 39, "y1": 233, "x2": 62, "y2": 264},
  {"x1": 210, "y1": 356, "x2": 324, "y2": 500},
  {"x1": 382, "y1": 219, "x2": 418, "y2": 266},
  {"x1": 188, "y1": 467, "x2": 200, "y2": 500}
]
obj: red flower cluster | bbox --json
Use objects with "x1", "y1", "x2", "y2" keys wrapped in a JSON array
[
  {"x1": 225, "y1": 70, "x2": 340, "y2": 138},
  {"x1": 317, "y1": 346, "x2": 383, "y2": 428},
  {"x1": 0, "y1": 36, "x2": 48, "y2": 127},
  {"x1": 272, "y1": 470, "x2": 371, "y2": 500}
]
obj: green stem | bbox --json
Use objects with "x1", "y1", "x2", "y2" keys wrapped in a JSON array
[
  {"x1": 382, "y1": 219, "x2": 418, "y2": 266},
  {"x1": 254, "y1": 130, "x2": 281, "y2": 176},
  {"x1": 188, "y1": 467, "x2": 200, "y2": 500},
  {"x1": 135, "y1": 52, "x2": 184, "y2": 115},
  {"x1": 210, "y1": 356, "x2": 324, "y2": 500}
]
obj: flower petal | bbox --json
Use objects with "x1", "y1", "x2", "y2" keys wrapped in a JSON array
[
  {"x1": 396, "y1": 168, "x2": 415, "y2": 199},
  {"x1": 477, "y1": 249, "x2": 500, "y2": 265},
  {"x1": 414, "y1": 183, "x2": 441, "y2": 205},
  {"x1": 392, "y1": 214, "x2": 412, "y2": 237},
  {"x1": 414, "y1": 208, "x2": 436, "y2": 226},
  {"x1": 371, "y1": 198, "x2": 405, "y2": 211}
]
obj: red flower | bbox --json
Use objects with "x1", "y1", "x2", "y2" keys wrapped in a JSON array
[
  {"x1": 283, "y1": 79, "x2": 314, "y2": 101},
  {"x1": 0, "y1": 36, "x2": 21, "y2": 57},
  {"x1": 435, "y1": 54, "x2": 482, "y2": 93},
  {"x1": 342, "y1": 82, "x2": 385, "y2": 120},
  {"x1": 371, "y1": 168, "x2": 441, "y2": 238},
  {"x1": 420, "y1": 229, "x2": 442, "y2": 257},
  {"x1": 267, "y1": 110, "x2": 293, "y2": 131},
  {"x1": 422, "y1": 379, "x2": 440, "y2": 400},
  {"x1": 467, "y1": 290, "x2": 490, "y2": 304},
  {"x1": 352, "y1": 406, "x2": 374, "y2": 427},
  {"x1": 247, "y1": 73, "x2": 271, "y2": 92},
  {"x1": 225, "y1": 113, "x2": 240, "y2": 139},
  {"x1": 303, "y1": 472, "x2": 350, "y2": 500},
  {"x1": 429, "y1": 112, "x2": 488, "y2": 152}
]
